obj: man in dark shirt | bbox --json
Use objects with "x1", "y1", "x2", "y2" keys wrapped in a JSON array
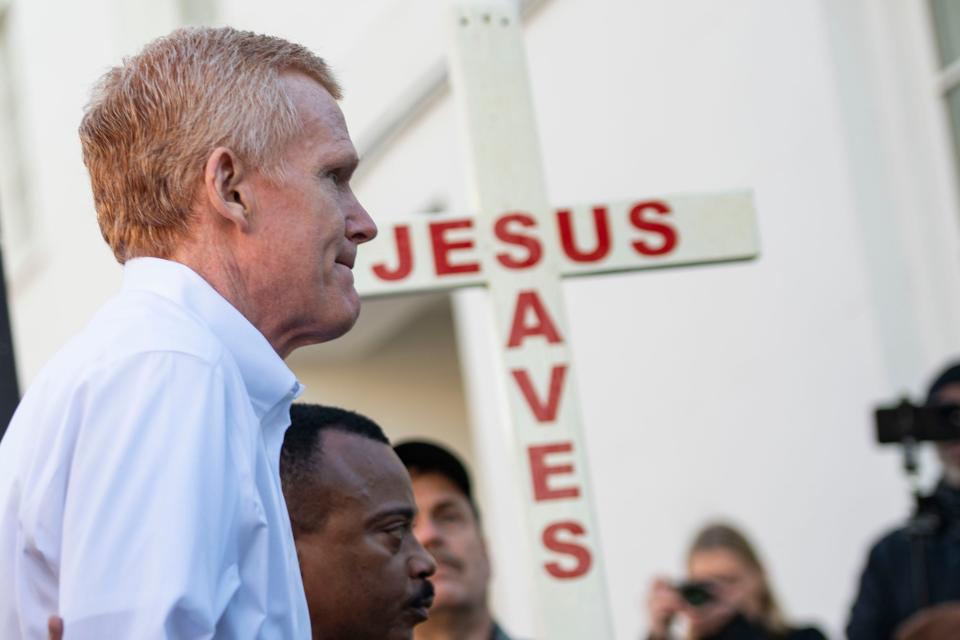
[
  {"x1": 395, "y1": 440, "x2": 514, "y2": 640},
  {"x1": 847, "y1": 364, "x2": 960, "y2": 639}
]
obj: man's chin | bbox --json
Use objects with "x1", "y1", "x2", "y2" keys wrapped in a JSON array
[
  {"x1": 343, "y1": 290, "x2": 362, "y2": 324},
  {"x1": 386, "y1": 612, "x2": 425, "y2": 640},
  {"x1": 330, "y1": 308, "x2": 360, "y2": 340},
  {"x1": 386, "y1": 627, "x2": 415, "y2": 640},
  {"x1": 429, "y1": 583, "x2": 470, "y2": 611},
  {"x1": 315, "y1": 295, "x2": 361, "y2": 343}
]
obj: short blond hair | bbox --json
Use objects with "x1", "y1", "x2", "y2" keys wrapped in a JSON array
[{"x1": 79, "y1": 27, "x2": 341, "y2": 263}]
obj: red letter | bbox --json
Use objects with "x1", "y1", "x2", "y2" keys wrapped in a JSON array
[
  {"x1": 372, "y1": 225, "x2": 413, "y2": 281},
  {"x1": 511, "y1": 365, "x2": 567, "y2": 422},
  {"x1": 557, "y1": 206, "x2": 611, "y2": 263},
  {"x1": 430, "y1": 219, "x2": 481, "y2": 275},
  {"x1": 528, "y1": 442, "x2": 580, "y2": 500},
  {"x1": 630, "y1": 200, "x2": 677, "y2": 256},
  {"x1": 506, "y1": 291, "x2": 563, "y2": 348},
  {"x1": 543, "y1": 521, "x2": 592, "y2": 579},
  {"x1": 495, "y1": 213, "x2": 543, "y2": 269}
]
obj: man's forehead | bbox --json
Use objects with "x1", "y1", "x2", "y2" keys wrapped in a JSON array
[
  {"x1": 281, "y1": 71, "x2": 355, "y2": 156},
  {"x1": 282, "y1": 71, "x2": 340, "y2": 114},
  {"x1": 320, "y1": 431, "x2": 412, "y2": 497},
  {"x1": 411, "y1": 471, "x2": 470, "y2": 504}
]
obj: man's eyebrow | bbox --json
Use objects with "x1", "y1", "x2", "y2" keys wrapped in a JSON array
[
  {"x1": 341, "y1": 152, "x2": 360, "y2": 171},
  {"x1": 433, "y1": 496, "x2": 469, "y2": 511},
  {"x1": 327, "y1": 147, "x2": 359, "y2": 169},
  {"x1": 329, "y1": 153, "x2": 360, "y2": 181},
  {"x1": 366, "y1": 504, "x2": 416, "y2": 527}
]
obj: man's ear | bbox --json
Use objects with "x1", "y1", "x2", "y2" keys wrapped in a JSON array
[{"x1": 203, "y1": 147, "x2": 253, "y2": 231}]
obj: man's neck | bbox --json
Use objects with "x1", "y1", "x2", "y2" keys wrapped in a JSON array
[
  {"x1": 169, "y1": 239, "x2": 288, "y2": 356},
  {"x1": 415, "y1": 606, "x2": 494, "y2": 640}
]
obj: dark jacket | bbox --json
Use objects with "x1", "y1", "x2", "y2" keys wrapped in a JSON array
[
  {"x1": 847, "y1": 481, "x2": 960, "y2": 639},
  {"x1": 704, "y1": 614, "x2": 826, "y2": 640},
  {"x1": 647, "y1": 613, "x2": 826, "y2": 640}
]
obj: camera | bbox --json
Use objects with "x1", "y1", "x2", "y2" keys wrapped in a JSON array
[
  {"x1": 874, "y1": 400, "x2": 960, "y2": 444},
  {"x1": 871, "y1": 395, "x2": 960, "y2": 611},
  {"x1": 676, "y1": 581, "x2": 715, "y2": 607}
]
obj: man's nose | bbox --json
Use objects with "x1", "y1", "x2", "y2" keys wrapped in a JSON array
[
  {"x1": 347, "y1": 194, "x2": 377, "y2": 244},
  {"x1": 410, "y1": 538, "x2": 437, "y2": 578}
]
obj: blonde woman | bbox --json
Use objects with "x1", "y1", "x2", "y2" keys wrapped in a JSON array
[{"x1": 645, "y1": 523, "x2": 827, "y2": 640}]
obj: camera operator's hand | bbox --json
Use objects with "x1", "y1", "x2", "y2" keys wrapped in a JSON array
[
  {"x1": 894, "y1": 603, "x2": 960, "y2": 640},
  {"x1": 646, "y1": 576, "x2": 684, "y2": 639}
]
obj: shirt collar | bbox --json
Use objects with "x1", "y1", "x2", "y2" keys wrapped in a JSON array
[{"x1": 121, "y1": 257, "x2": 302, "y2": 422}]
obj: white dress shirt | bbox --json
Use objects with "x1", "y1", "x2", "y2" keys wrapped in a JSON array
[{"x1": 0, "y1": 258, "x2": 311, "y2": 639}]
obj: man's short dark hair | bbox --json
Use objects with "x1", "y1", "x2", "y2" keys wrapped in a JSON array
[
  {"x1": 281, "y1": 403, "x2": 390, "y2": 532},
  {"x1": 926, "y1": 362, "x2": 960, "y2": 406},
  {"x1": 394, "y1": 440, "x2": 478, "y2": 517}
]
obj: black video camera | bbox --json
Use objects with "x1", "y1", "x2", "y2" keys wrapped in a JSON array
[{"x1": 874, "y1": 400, "x2": 960, "y2": 444}]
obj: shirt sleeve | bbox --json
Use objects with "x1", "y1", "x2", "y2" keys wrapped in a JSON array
[{"x1": 58, "y1": 351, "x2": 244, "y2": 639}]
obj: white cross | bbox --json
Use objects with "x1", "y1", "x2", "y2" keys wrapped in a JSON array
[{"x1": 352, "y1": 2, "x2": 759, "y2": 636}]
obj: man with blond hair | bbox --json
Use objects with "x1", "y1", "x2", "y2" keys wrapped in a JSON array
[{"x1": 0, "y1": 27, "x2": 376, "y2": 638}]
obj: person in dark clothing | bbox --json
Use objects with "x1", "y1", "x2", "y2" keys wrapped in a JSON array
[
  {"x1": 846, "y1": 363, "x2": 960, "y2": 640},
  {"x1": 395, "y1": 440, "x2": 516, "y2": 640},
  {"x1": 645, "y1": 523, "x2": 827, "y2": 640}
]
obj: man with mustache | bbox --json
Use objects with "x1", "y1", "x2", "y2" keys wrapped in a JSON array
[
  {"x1": 283, "y1": 404, "x2": 437, "y2": 640},
  {"x1": 395, "y1": 441, "x2": 515, "y2": 640}
]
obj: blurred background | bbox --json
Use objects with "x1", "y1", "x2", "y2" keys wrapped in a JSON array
[{"x1": 2, "y1": 0, "x2": 960, "y2": 637}]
